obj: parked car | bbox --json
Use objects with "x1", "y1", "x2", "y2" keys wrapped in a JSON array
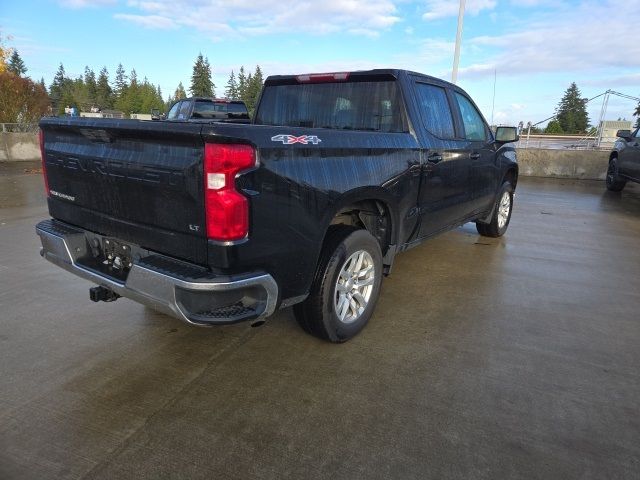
[
  {"x1": 607, "y1": 128, "x2": 640, "y2": 191},
  {"x1": 166, "y1": 97, "x2": 250, "y2": 122},
  {"x1": 36, "y1": 69, "x2": 519, "y2": 342}
]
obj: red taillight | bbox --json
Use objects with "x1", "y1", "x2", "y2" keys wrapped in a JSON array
[
  {"x1": 39, "y1": 129, "x2": 50, "y2": 197},
  {"x1": 295, "y1": 72, "x2": 350, "y2": 83},
  {"x1": 203, "y1": 143, "x2": 256, "y2": 241}
]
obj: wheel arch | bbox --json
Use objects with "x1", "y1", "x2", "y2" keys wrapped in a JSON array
[{"x1": 319, "y1": 187, "x2": 399, "y2": 265}]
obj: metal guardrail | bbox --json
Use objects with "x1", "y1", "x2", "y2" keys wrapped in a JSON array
[{"x1": 1, "y1": 123, "x2": 39, "y2": 133}]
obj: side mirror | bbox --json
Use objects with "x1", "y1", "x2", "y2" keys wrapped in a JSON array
[
  {"x1": 495, "y1": 126, "x2": 519, "y2": 143},
  {"x1": 616, "y1": 129, "x2": 632, "y2": 140}
]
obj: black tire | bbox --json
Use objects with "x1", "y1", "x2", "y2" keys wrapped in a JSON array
[
  {"x1": 606, "y1": 158, "x2": 626, "y2": 192},
  {"x1": 476, "y1": 181, "x2": 514, "y2": 237},
  {"x1": 294, "y1": 226, "x2": 383, "y2": 343}
]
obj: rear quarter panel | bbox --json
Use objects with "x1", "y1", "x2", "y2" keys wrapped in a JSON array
[{"x1": 202, "y1": 123, "x2": 421, "y2": 301}]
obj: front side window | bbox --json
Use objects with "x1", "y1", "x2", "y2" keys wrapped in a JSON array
[
  {"x1": 255, "y1": 81, "x2": 408, "y2": 133},
  {"x1": 167, "y1": 101, "x2": 182, "y2": 120},
  {"x1": 415, "y1": 83, "x2": 455, "y2": 139},
  {"x1": 178, "y1": 101, "x2": 191, "y2": 120},
  {"x1": 455, "y1": 92, "x2": 488, "y2": 141}
]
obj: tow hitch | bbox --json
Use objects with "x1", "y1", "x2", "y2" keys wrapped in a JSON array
[{"x1": 89, "y1": 286, "x2": 120, "y2": 303}]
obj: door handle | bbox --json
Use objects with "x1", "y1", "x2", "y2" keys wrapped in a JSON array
[
  {"x1": 427, "y1": 154, "x2": 443, "y2": 164},
  {"x1": 470, "y1": 153, "x2": 481, "y2": 160}
]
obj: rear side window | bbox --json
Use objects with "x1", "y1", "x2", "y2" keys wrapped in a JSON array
[
  {"x1": 192, "y1": 101, "x2": 249, "y2": 119},
  {"x1": 415, "y1": 83, "x2": 455, "y2": 139},
  {"x1": 455, "y1": 93, "x2": 488, "y2": 141},
  {"x1": 192, "y1": 101, "x2": 227, "y2": 119},
  {"x1": 227, "y1": 103, "x2": 248, "y2": 114},
  {"x1": 255, "y1": 81, "x2": 408, "y2": 133}
]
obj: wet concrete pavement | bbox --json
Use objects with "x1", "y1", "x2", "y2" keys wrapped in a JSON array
[{"x1": 1, "y1": 164, "x2": 639, "y2": 479}]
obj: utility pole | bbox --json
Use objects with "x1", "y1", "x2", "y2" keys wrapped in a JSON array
[{"x1": 451, "y1": 0, "x2": 466, "y2": 84}]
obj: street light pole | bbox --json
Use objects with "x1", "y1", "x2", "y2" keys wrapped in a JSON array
[{"x1": 451, "y1": 0, "x2": 466, "y2": 84}]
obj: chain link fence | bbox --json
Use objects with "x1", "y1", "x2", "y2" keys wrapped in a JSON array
[{"x1": 1, "y1": 124, "x2": 39, "y2": 133}]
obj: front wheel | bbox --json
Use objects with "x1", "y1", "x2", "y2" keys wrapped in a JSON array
[
  {"x1": 294, "y1": 226, "x2": 383, "y2": 343},
  {"x1": 606, "y1": 159, "x2": 626, "y2": 192},
  {"x1": 476, "y1": 182, "x2": 514, "y2": 237}
]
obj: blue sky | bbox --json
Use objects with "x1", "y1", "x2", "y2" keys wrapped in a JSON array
[{"x1": 2, "y1": 0, "x2": 639, "y2": 126}]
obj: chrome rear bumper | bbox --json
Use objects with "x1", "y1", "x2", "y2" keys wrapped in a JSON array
[{"x1": 36, "y1": 219, "x2": 278, "y2": 325}]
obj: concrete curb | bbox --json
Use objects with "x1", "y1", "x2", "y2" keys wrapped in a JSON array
[{"x1": 516, "y1": 149, "x2": 609, "y2": 180}]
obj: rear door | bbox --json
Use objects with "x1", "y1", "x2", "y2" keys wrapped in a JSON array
[
  {"x1": 452, "y1": 92, "x2": 498, "y2": 214},
  {"x1": 412, "y1": 81, "x2": 472, "y2": 238},
  {"x1": 619, "y1": 127, "x2": 640, "y2": 181}
]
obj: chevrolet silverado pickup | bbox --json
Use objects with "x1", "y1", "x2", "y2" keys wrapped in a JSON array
[
  {"x1": 606, "y1": 128, "x2": 640, "y2": 191},
  {"x1": 36, "y1": 69, "x2": 519, "y2": 342}
]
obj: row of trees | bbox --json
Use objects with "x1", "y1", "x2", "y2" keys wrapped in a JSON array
[
  {"x1": 224, "y1": 65, "x2": 264, "y2": 113},
  {"x1": 49, "y1": 63, "x2": 166, "y2": 116},
  {"x1": 166, "y1": 52, "x2": 265, "y2": 114}
]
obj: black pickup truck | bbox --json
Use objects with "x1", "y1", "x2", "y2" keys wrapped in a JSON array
[{"x1": 36, "y1": 69, "x2": 519, "y2": 342}]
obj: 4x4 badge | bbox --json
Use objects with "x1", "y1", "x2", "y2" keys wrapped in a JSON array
[{"x1": 271, "y1": 134, "x2": 322, "y2": 145}]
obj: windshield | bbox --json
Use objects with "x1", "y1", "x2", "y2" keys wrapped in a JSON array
[{"x1": 255, "y1": 81, "x2": 408, "y2": 133}]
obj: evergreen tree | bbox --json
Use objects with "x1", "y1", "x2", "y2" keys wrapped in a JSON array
[
  {"x1": 555, "y1": 83, "x2": 589, "y2": 134},
  {"x1": 129, "y1": 68, "x2": 138, "y2": 87},
  {"x1": 114, "y1": 63, "x2": 127, "y2": 97},
  {"x1": 49, "y1": 63, "x2": 67, "y2": 113},
  {"x1": 8, "y1": 50, "x2": 27, "y2": 76},
  {"x1": 96, "y1": 67, "x2": 112, "y2": 109},
  {"x1": 84, "y1": 66, "x2": 97, "y2": 106},
  {"x1": 225, "y1": 70, "x2": 238, "y2": 99},
  {"x1": 190, "y1": 53, "x2": 214, "y2": 97},
  {"x1": 174, "y1": 82, "x2": 187, "y2": 100},
  {"x1": 244, "y1": 65, "x2": 264, "y2": 113},
  {"x1": 634, "y1": 102, "x2": 640, "y2": 128},
  {"x1": 545, "y1": 119, "x2": 563, "y2": 134},
  {"x1": 71, "y1": 75, "x2": 91, "y2": 112},
  {"x1": 237, "y1": 66, "x2": 247, "y2": 100},
  {"x1": 39, "y1": 77, "x2": 46, "y2": 91}
]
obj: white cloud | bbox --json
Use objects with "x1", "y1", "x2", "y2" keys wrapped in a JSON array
[
  {"x1": 59, "y1": 0, "x2": 116, "y2": 8},
  {"x1": 422, "y1": 0, "x2": 497, "y2": 21},
  {"x1": 115, "y1": 0, "x2": 400, "y2": 37},
  {"x1": 113, "y1": 14, "x2": 176, "y2": 29},
  {"x1": 582, "y1": 74, "x2": 640, "y2": 89},
  {"x1": 459, "y1": 1, "x2": 640, "y2": 79}
]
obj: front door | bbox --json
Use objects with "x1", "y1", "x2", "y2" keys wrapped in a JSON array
[
  {"x1": 452, "y1": 92, "x2": 498, "y2": 214},
  {"x1": 619, "y1": 128, "x2": 640, "y2": 181}
]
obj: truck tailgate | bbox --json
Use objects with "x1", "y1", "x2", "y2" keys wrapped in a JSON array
[{"x1": 40, "y1": 118, "x2": 208, "y2": 265}]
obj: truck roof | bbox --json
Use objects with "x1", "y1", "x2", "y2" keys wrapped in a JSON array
[{"x1": 264, "y1": 69, "x2": 453, "y2": 88}]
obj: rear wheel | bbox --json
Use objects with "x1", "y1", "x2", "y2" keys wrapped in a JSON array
[
  {"x1": 476, "y1": 181, "x2": 514, "y2": 237},
  {"x1": 294, "y1": 226, "x2": 383, "y2": 343},
  {"x1": 606, "y1": 158, "x2": 626, "y2": 192}
]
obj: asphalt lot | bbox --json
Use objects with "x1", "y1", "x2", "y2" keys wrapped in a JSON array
[{"x1": 1, "y1": 163, "x2": 639, "y2": 479}]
